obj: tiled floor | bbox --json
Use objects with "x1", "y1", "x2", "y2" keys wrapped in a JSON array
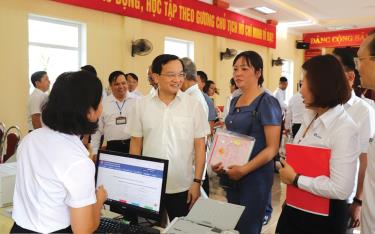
[{"x1": 209, "y1": 173, "x2": 284, "y2": 234}]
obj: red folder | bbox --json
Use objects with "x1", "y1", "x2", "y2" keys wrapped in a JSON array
[{"x1": 285, "y1": 143, "x2": 331, "y2": 216}]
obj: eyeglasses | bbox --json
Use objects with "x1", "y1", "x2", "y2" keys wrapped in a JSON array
[
  {"x1": 354, "y1": 56, "x2": 375, "y2": 67},
  {"x1": 159, "y1": 72, "x2": 186, "y2": 79}
]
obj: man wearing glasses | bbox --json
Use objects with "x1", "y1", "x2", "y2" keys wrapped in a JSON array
[
  {"x1": 358, "y1": 30, "x2": 375, "y2": 234},
  {"x1": 127, "y1": 54, "x2": 209, "y2": 222}
]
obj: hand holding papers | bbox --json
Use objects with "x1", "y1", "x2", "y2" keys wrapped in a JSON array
[{"x1": 208, "y1": 129, "x2": 255, "y2": 170}]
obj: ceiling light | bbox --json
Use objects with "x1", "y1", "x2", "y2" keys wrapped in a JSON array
[
  {"x1": 326, "y1": 25, "x2": 356, "y2": 31},
  {"x1": 278, "y1": 20, "x2": 315, "y2": 28},
  {"x1": 253, "y1": 6, "x2": 276, "y2": 14}
]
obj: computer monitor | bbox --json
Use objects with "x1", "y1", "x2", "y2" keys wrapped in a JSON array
[{"x1": 95, "y1": 150, "x2": 168, "y2": 224}]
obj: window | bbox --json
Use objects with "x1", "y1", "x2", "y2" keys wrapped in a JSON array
[
  {"x1": 28, "y1": 15, "x2": 85, "y2": 93},
  {"x1": 281, "y1": 59, "x2": 294, "y2": 102},
  {"x1": 164, "y1": 37, "x2": 194, "y2": 60}
]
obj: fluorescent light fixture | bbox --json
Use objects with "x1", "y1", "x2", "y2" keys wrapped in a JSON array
[
  {"x1": 278, "y1": 20, "x2": 315, "y2": 28},
  {"x1": 253, "y1": 6, "x2": 276, "y2": 14}
]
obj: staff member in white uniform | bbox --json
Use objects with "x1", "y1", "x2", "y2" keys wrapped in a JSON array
[
  {"x1": 277, "y1": 55, "x2": 360, "y2": 234},
  {"x1": 273, "y1": 76, "x2": 288, "y2": 115},
  {"x1": 126, "y1": 73, "x2": 143, "y2": 98},
  {"x1": 28, "y1": 71, "x2": 50, "y2": 131},
  {"x1": 284, "y1": 82, "x2": 306, "y2": 138},
  {"x1": 333, "y1": 48, "x2": 375, "y2": 231},
  {"x1": 357, "y1": 30, "x2": 375, "y2": 234},
  {"x1": 127, "y1": 54, "x2": 209, "y2": 222},
  {"x1": 12, "y1": 71, "x2": 107, "y2": 233},
  {"x1": 91, "y1": 71, "x2": 135, "y2": 156}
]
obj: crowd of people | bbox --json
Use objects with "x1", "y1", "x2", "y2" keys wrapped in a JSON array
[{"x1": 10, "y1": 30, "x2": 375, "y2": 234}]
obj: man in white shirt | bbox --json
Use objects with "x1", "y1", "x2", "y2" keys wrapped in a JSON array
[
  {"x1": 28, "y1": 71, "x2": 50, "y2": 131},
  {"x1": 284, "y1": 81, "x2": 306, "y2": 138},
  {"x1": 357, "y1": 30, "x2": 375, "y2": 234},
  {"x1": 273, "y1": 76, "x2": 288, "y2": 114},
  {"x1": 126, "y1": 72, "x2": 143, "y2": 98},
  {"x1": 91, "y1": 71, "x2": 135, "y2": 157},
  {"x1": 180, "y1": 57, "x2": 211, "y2": 195},
  {"x1": 147, "y1": 65, "x2": 158, "y2": 96},
  {"x1": 333, "y1": 48, "x2": 375, "y2": 232},
  {"x1": 127, "y1": 54, "x2": 209, "y2": 222}
]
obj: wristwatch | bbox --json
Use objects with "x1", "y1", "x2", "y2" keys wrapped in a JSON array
[
  {"x1": 353, "y1": 197, "x2": 362, "y2": 206},
  {"x1": 293, "y1": 174, "x2": 301, "y2": 188},
  {"x1": 193, "y1": 178, "x2": 203, "y2": 184}
]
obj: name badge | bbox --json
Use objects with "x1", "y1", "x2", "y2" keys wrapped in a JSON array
[{"x1": 116, "y1": 116, "x2": 126, "y2": 125}]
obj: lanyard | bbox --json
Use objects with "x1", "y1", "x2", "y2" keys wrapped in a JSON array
[
  {"x1": 298, "y1": 113, "x2": 318, "y2": 144},
  {"x1": 115, "y1": 100, "x2": 126, "y2": 115}
]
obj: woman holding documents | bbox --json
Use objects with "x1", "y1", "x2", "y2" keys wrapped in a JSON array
[
  {"x1": 276, "y1": 55, "x2": 360, "y2": 234},
  {"x1": 11, "y1": 71, "x2": 107, "y2": 233},
  {"x1": 212, "y1": 51, "x2": 282, "y2": 234}
]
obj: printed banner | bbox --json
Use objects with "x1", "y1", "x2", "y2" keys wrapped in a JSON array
[
  {"x1": 54, "y1": 0, "x2": 276, "y2": 48},
  {"x1": 303, "y1": 28, "x2": 374, "y2": 49}
]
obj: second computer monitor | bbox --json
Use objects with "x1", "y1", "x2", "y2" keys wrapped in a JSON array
[{"x1": 95, "y1": 150, "x2": 168, "y2": 223}]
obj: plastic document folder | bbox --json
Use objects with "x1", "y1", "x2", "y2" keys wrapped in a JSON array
[
  {"x1": 165, "y1": 198, "x2": 245, "y2": 234},
  {"x1": 208, "y1": 129, "x2": 255, "y2": 170},
  {"x1": 285, "y1": 143, "x2": 331, "y2": 216}
]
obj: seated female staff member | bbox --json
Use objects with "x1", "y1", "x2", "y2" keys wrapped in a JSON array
[
  {"x1": 91, "y1": 71, "x2": 135, "y2": 157},
  {"x1": 11, "y1": 71, "x2": 107, "y2": 233},
  {"x1": 212, "y1": 51, "x2": 282, "y2": 234},
  {"x1": 277, "y1": 55, "x2": 360, "y2": 234}
]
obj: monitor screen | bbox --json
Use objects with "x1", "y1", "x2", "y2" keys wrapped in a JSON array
[{"x1": 95, "y1": 150, "x2": 168, "y2": 222}]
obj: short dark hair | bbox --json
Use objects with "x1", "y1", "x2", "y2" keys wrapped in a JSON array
[
  {"x1": 197, "y1": 71, "x2": 208, "y2": 83},
  {"x1": 279, "y1": 76, "x2": 288, "y2": 83},
  {"x1": 151, "y1": 54, "x2": 184, "y2": 75},
  {"x1": 81, "y1": 65, "x2": 97, "y2": 76},
  {"x1": 203, "y1": 80, "x2": 219, "y2": 95},
  {"x1": 233, "y1": 51, "x2": 264, "y2": 86},
  {"x1": 42, "y1": 71, "x2": 103, "y2": 135},
  {"x1": 367, "y1": 31, "x2": 375, "y2": 56},
  {"x1": 108, "y1": 71, "x2": 126, "y2": 85},
  {"x1": 181, "y1": 57, "x2": 197, "y2": 81},
  {"x1": 31, "y1": 71, "x2": 47, "y2": 87},
  {"x1": 230, "y1": 78, "x2": 237, "y2": 88},
  {"x1": 332, "y1": 48, "x2": 356, "y2": 71},
  {"x1": 302, "y1": 54, "x2": 350, "y2": 108},
  {"x1": 126, "y1": 73, "x2": 138, "y2": 82}
]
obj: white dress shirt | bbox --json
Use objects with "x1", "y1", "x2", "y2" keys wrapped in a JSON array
[
  {"x1": 294, "y1": 105, "x2": 360, "y2": 200},
  {"x1": 130, "y1": 89, "x2": 143, "y2": 98},
  {"x1": 184, "y1": 84, "x2": 209, "y2": 120},
  {"x1": 344, "y1": 91, "x2": 375, "y2": 203},
  {"x1": 362, "y1": 134, "x2": 375, "y2": 233},
  {"x1": 13, "y1": 127, "x2": 96, "y2": 233},
  {"x1": 273, "y1": 88, "x2": 287, "y2": 113},
  {"x1": 285, "y1": 92, "x2": 306, "y2": 130},
  {"x1": 126, "y1": 90, "x2": 209, "y2": 193},
  {"x1": 91, "y1": 94, "x2": 135, "y2": 154},
  {"x1": 28, "y1": 88, "x2": 48, "y2": 130}
]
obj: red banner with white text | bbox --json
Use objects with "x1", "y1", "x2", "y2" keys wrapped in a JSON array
[
  {"x1": 303, "y1": 28, "x2": 374, "y2": 49},
  {"x1": 54, "y1": 0, "x2": 276, "y2": 48}
]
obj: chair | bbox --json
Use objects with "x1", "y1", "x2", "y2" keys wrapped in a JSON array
[
  {"x1": 1, "y1": 125, "x2": 21, "y2": 163},
  {"x1": 0, "y1": 122, "x2": 5, "y2": 158}
]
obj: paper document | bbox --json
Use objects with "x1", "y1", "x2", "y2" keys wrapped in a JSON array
[{"x1": 208, "y1": 129, "x2": 255, "y2": 170}]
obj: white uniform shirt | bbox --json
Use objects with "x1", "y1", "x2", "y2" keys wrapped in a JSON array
[
  {"x1": 184, "y1": 84, "x2": 209, "y2": 121},
  {"x1": 91, "y1": 94, "x2": 135, "y2": 154},
  {"x1": 294, "y1": 105, "x2": 360, "y2": 200},
  {"x1": 362, "y1": 134, "x2": 375, "y2": 233},
  {"x1": 285, "y1": 92, "x2": 306, "y2": 130},
  {"x1": 344, "y1": 91, "x2": 375, "y2": 203},
  {"x1": 130, "y1": 89, "x2": 143, "y2": 98},
  {"x1": 126, "y1": 90, "x2": 209, "y2": 193},
  {"x1": 273, "y1": 88, "x2": 287, "y2": 113},
  {"x1": 28, "y1": 88, "x2": 48, "y2": 130},
  {"x1": 13, "y1": 127, "x2": 96, "y2": 233}
]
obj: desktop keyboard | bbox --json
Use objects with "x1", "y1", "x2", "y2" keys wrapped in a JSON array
[{"x1": 96, "y1": 217, "x2": 160, "y2": 234}]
